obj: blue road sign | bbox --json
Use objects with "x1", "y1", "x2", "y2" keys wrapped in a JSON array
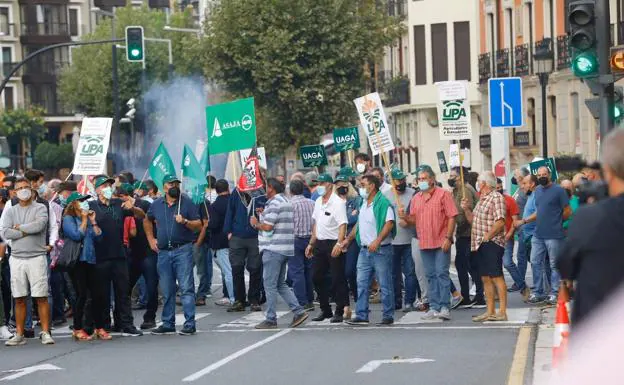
[{"x1": 488, "y1": 77, "x2": 523, "y2": 129}]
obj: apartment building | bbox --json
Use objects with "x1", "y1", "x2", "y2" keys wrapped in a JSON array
[{"x1": 477, "y1": 0, "x2": 624, "y2": 167}]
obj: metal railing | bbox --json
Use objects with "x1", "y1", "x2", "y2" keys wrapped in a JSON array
[
  {"x1": 0, "y1": 23, "x2": 16, "y2": 37},
  {"x1": 23, "y1": 60, "x2": 69, "y2": 76},
  {"x1": 495, "y1": 48, "x2": 510, "y2": 77},
  {"x1": 478, "y1": 52, "x2": 492, "y2": 84},
  {"x1": 21, "y1": 22, "x2": 70, "y2": 36},
  {"x1": 379, "y1": 75, "x2": 410, "y2": 107},
  {"x1": 556, "y1": 35, "x2": 570, "y2": 71},
  {"x1": 514, "y1": 44, "x2": 530, "y2": 76},
  {"x1": 2, "y1": 62, "x2": 20, "y2": 77}
]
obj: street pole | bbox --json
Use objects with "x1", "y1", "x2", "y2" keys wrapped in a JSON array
[
  {"x1": 539, "y1": 73, "x2": 549, "y2": 158},
  {"x1": 596, "y1": 0, "x2": 614, "y2": 142},
  {"x1": 112, "y1": 16, "x2": 120, "y2": 171}
]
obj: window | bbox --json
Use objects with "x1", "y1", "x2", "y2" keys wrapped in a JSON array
[
  {"x1": 69, "y1": 8, "x2": 78, "y2": 36},
  {"x1": 431, "y1": 23, "x2": 448, "y2": 82},
  {"x1": 454, "y1": 22, "x2": 471, "y2": 81},
  {"x1": 4, "y1": 86, "x2": 13, "y2": 110},
  {"x1": 0, "y1": 7, "x2": 9, "y2": 36},
  {"x1": 488, "y1": 13, "x2": 496, "y2": 52},
  {"x1": 528, "y1": 98, "x2": 536, "y2": 145},
  {"x1": 414, "y1": 25, "x2": 426, "y2": 85},
  {"x1": 507, "y1": 8, "x2": 513, "y2": 49}
]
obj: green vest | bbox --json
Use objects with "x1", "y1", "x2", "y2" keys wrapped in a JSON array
[{"x1": 355, "y1": 191, "x2": 396, "y2": 246}]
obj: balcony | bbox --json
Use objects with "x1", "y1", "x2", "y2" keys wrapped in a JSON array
[
  {"x1": 478, "y1": 53, "x2": 492, "y2": 84},
  {"x1": 22, "y1": 60, "x2": 68, "y2": 83},
  {"x1": 2, "y1": 62, "x2": 21, "y2": 78},
  {"x1": 534, "y1": 38, "x2": 552, "y2": 64},
  {"x1": 514, "y1": 44, "x2": 530, "y2": 76},
  {"x1": 495, "y1": 48, "x2": 510, "y2": 77},
  {"x1": 379, "y1": 75, "x2": 410, "y2": 107},
  {"x1": 556, "y1": 35, "x2": 570, "y2": 71},
  {"x1": 387, "y1": 0, "x2": 407, "y2": 17},
  {"x1": 0, "y1": 23, "x2": 16, "y2": 38},
  {"x1": 20, "y1": 23, "x2": 71, "y2": 45}
]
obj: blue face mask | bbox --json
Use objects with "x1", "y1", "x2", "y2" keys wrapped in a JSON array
[
  {"x1": 359, "y1": 187, "x2": 369, "y2": 199},
  {"x1": 38, "y1": 185, "x2": 46, "y2": 195},
  {"x1": 59, "y1": 196, "x2": 68, "y2": 207},
  {"x1": 101, "y1": 186, "x2": 113, "y2": 200},
  {"x1": 79, "y1": 201, "x2": 90, "y2": 211},
  {"x1": 316, "y1": 185, "x2": 326, "y2": 197},
  {"x1": 418, "y1": 181, "x2": 430, "y2": 191}
]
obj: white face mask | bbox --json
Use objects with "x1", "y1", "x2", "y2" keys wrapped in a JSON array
[
  {"x1": 79, "y1": 201, "x2": 90, "y2": 211},
  {"x1": 316, "y1": 185, "x2": 326, "y2": 197},
  {"x1": 356, "y1": 163, "x2": 366, "y2": 174},
  {"x1": 101, "y1": 186, "x2": 113, "y2": 200},
  {"x1": 16, "y1": 189, "x2": 32, "y2": 201}
]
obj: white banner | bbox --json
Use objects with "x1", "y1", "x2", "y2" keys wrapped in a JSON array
[
  {"x1": 353, "y1": 92, "x2": 395, "y2": 155},
  {"x1": 72, "y1": 117, "x2": 112, "y2": 176},
  {"x1": 436, "y1": 80, "x2": 468, "y2": 101},
  {"x1": 438, "y1": 98, "x2": 472, "y2": 141},
  {"x1": 449, "y1": 144, "x2": 471, "y2": 168},
  {"x1": 240, "y1": 147, "x2": 267, "y2": 169}
]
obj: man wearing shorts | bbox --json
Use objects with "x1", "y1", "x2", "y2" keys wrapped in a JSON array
[
  {"x1": 0, "y1": 177, "x2": 53, "y2": 346},
  {"x1": 462, "y1": 171, "x2": 507, "y2": 322}
]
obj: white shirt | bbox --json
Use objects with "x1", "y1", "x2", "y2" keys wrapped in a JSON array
[
  {"x1": 312, "y1": 193, "x2": 347, "y2": 240},
  {"x1": 380, "y1": 183, "x2": 392, "y2": 195},
  {"x1": 358, "y1": 201, "x2": 394, "y2": 246},
  {"x1": 1, "y1": 198, "x2": 57, "y2": 247}
]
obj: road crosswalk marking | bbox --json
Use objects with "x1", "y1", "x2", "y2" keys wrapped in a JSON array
[{"x1": 217, "y1": 311, "x2": 289, "y2": 328}]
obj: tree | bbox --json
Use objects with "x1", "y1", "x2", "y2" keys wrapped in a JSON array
[
  {"x1": 59, "y1": 5, "x2": 204, "y2": 117},
  {"x1": 33, "y1": 142, "x2": 74, "y2": 172},
  {"x1": 0, "y1": 107, "x2": 46, "y2": 160},
  {"x1": 203, "y1": 0, "x2": 403, "y2": 154}
]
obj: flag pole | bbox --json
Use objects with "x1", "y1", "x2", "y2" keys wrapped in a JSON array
[
  {"x1": 138, "y1": 168, "x2": 149, "y2": 185},
  {"x1": 459, "y1": 151, "x2": 466, "y2": 200},
  {"x1": 49, "y1": 172, "x2": 73, "y2": 202},
  {"x1": 178, "y1": 169, "x2": 183, "y2": 216}
]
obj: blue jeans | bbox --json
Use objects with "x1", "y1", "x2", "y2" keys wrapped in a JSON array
[
  {"x1": 503, "y1": 239, "x2": 526, "y2": 290},
  {"x1": 420, "y1": 248, "x2": 451, "y2": 312},
  {"x1": 137, "y1": 276, "x2": 147, "y2": 306},
  {"x1": 194, "y1": 243, "x2": 213, "y2": 298},
  {"x1": 530, "y1": 237, "x2": 563, "y2": 298},
  {"x1": 213, "y1": 249, "x2": 235, "y2": 303},
  {"x1": 158, "y1": 244, "x2": 195, "y2": 329},
  {"x1": 344, "y1": 235, "x2": 359, "y2": 300},
  {"x1": 263, "y1": 250, "x2": 304, "y2": 323},
  {"x1": 355, "y1": 245, "x2": 394, "y2": 321},
  {"x1": 516, "y1": 230, "x2": 528, "y2": 279},
  {"x1": 288, "y1": 237, "x2": 314, "y2": 306},
  {"x1": 392, "y1": 244, "x2": 417, "y2": 307}
]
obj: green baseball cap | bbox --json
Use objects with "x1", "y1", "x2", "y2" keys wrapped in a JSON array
[
  {"x1": 391, "y1": 168, "x2": 407, "y2": 180},
  {"x1": 94, "y1": 176, "x2": 115, "y2": 189},
  {"x1": 314, "y1": 173, "x2": 333, "y2": 183},
  {"x1": 133, "y1": 181, "x2": 148, "y2": 191},
  {"x1": 335, "y1": 174, "x2": 349, "y2": 183},
  {"x1": 162, "y1": 174, "x2": 181, "y2": 184},
  {"x1": 339, "y1": 166, "x2": 358, "y2": 178},
  {"x1": 65, "y1": 191, "x2": 90, "y2": 205},
  {"x1": 119, "y1": 183, "x2": 135, "y2": 195},
  {"x1": 412, "y1": 164, "x2": 435, "y2": 176}
]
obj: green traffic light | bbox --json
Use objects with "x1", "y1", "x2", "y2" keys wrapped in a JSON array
[
  {"x1": 571, "y1": 51, "x2": 598, "y2": 77},
  {"x1": 614, "y1": 104, "x2": 624, "y2": 121},
  {"x1": 130, "y1": 48, "x2": 141, "y2": 58}
]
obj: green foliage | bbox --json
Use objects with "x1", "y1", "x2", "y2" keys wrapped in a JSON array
[
  {"x1": 59, "y1": 5, "x2": 203, "y2": 117},
  {"x1": 33, "y1": 142, "x2": 74, "y2": 170},
  {"x1": 203, "y1": 0, "x2": 404, "y2": 155},
  {"x1": 0, "y1": 107, "x2": 46, "y2": 140}
]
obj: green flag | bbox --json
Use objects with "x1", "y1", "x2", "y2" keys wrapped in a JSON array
[
  {"x1": 199, "y1": 143, "x2": 211, "y2": 173},
  {"x1": 182, "y1": 144, "x2": 207, "y2": 204},
  {"x1": 148, "y1": 142, "x2": 176, "y2": 191}
]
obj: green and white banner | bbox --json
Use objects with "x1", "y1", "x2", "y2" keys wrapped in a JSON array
[
  {"x1": 299, "y1": 144, "x2": 328, "y2": 168},
  {"x1": 72, "y1": 117, "x2": 112, "y2": 175},
  {"x1": 206, "y1": 97, "x2": 257, "y2": 155},
  {"x1": 333, "y1": 126, "x2": 360, "y2": 152}
]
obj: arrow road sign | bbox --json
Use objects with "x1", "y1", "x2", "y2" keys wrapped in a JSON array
[
  {"x1": 0, "y1": 364, "x2": 62, "y2": 381},
  {"x1": 488, "y1": 77, "x2": 524, "y2": 129},
  {"x1": 356, "y1": 357, "x2": 435, "y2": 373}
]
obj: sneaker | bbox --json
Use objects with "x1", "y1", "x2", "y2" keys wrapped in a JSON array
[
  {"x1": 255, "y1": 320, "x2": 278, "y2": 330},
  {"x1": 195, "y1": 297, "x2": 206, "y2": 306},
  {"x1": 376, "y1": 318, "x2": 394, "y2": 326},
  {"x1": 250, "y1": 304, "x2": 262, "y2": 312},
  {"x1": 40, "y1": 331, "x2": 55, "y2": 345},
  {"x1": 415, "y1": 302, "x2": 430, "y2": 312},
  {"x1": 547, "y1": 294, "x2": 557, "y2": 305},
  {"x1": 140, "y1": 320, "x2": 157, "y2": 330},
  {"x1": 178, "y1": 326, "x2": 196, "y2": 336},
  {"x1": 527, "y1": 295, "x2": 547, "y2": 305},
  {"x1": 457, "y1": 298, "x2": 474, "y2": 309},
  {"x1": 94, "y1": 328, "x2": 112, "y2": 340},
  {"x1": 450, "y1": 295, "x2": 463, "y2": 310},
  {"x1": 303, "y1": 303, "x2": 315, "y2": 312},
  {"x1": 215, "y1": 298, "x2": 232, "y2": 307},
  {"x1": 472, "y1": 298, "x2": 487, "y2": 309},
  {"x1": 0, "y1": 325, "x2": 14, "y2": 340},
  {"x1": 122, "y1": 326, "x2": 143, "y2": 337},
  {"x1": 521, "y1": 287, "x2": 531, "y2": 302},
  {"x1": 507, "y1": 284, "x2": 521, "y2": 293},
  {"x1": 345, "y1": 318, "x2": 369, "y2": 326},
  {"x1": 290, "y1": 313, "x2": 309, "y2": 328},
  {"x1": 330, "y1": 315, "x2": 344, "y2": 323},
  {"x1": 403, "y1": 304, "x2": 415, "y2": 313},
  {"x1": 24, "y1": 329, "x2": 35, "y2": 339},
  {"x1": 438, "y1": 307, "x2": 451, "y2": 320},
  {"x1": 470, "y1": 284, "x2": 476, "y2": 297},
  {"x1": 311, "y1": 312, "x2": 333, "y2": 322},
  {"x1": 151, "y1": 325, "x2": 176, "y2": 335},
  {"x1": 421, "y1": 310, "x2": 438, "y2": 320},
  {"x1": 5, "y1": 334, "x2": 26, "y2": 346},
  {"x1": 227, "y1": 301, "x2": 246, "y2": 312}
]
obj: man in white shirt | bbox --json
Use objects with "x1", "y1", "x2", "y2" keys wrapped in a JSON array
[{"x1": 305, "y1": 174, "x2": 348, "y2": 323}]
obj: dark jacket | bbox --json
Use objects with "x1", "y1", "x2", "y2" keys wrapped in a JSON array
[
  {"x1": 223, "y1": 189, "x2": 266, "y2": 239},
  {"x1": 129, "y1": 198, "x2": 153, "y2": 259},
  {"x1": 208, "y1": 194, "x2": 229, "y2": 250}
]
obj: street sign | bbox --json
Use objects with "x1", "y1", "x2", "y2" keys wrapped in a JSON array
[
  {"x1": 299, "y1": 144, "x2": 327, "y2": 168},
  {"x1": 529, "y1": 157, "x2": 559, "y2": 182},
  {"x1": 488, "y1": 77, "x2": 524, "y2": 128},
  {"x1": 333, "y1": 126, "x2": 360, "y2": 152},
  {"x1": 206, "y1": 97, "x2": 257, "y2": 155}
]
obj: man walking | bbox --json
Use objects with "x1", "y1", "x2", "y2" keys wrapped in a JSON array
[
  {"x1": 344, "y1": 174, "x2": 396, "y2": 325},
  {"x1": 401, "y1": 165, "x2": 457, "y2": 321},
  {"x1": 208, "y1": 180, "x2": 235, "y2": 306},
  {"x1": 462, "y1": 172, "x2": 508, "y2": 322},
  {"x1": 1, "y1": 178, "x2": 53, "y2": 346},
  {"x1": 251, "y1": 178, "x2": 309, "y2": 329},
  {"x1": 144, "y1": 175, "x2": 202, "y2": 335},
  {"x1": 289, "y1": 179, "x2": 315, "y2": 311}
]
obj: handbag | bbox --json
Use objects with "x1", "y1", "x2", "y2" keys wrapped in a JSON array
[{"x1": 54, "y1": 218, "x2": 83, "y2": 271}]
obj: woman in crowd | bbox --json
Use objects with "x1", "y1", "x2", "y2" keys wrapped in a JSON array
[{"x1": 61, "y1": 192, "x2": 110, "y2": 341}]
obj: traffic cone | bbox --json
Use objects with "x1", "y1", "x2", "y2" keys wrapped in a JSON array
[{"x1": 552, "y1": 286, "x2": 570, "y2": 369}]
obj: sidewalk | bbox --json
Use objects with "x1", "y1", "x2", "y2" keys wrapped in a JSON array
[{"x1": 532, "y1": 307, "x2": 556, "y2": 384}]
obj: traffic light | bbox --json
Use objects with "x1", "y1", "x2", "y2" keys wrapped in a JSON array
[
  {"x1": 614, "y1": 87, "x2": 624, "y2": 123},
  {"x1": 125, "y1": 26, "x2": 144, "y2": 62},
  {"x1": 569, "y1": 0, "x2": 598, "y2": 78}
]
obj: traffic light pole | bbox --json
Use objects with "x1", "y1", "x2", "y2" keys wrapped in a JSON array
[
  {"x1": 112, "y1": 18, "x2": 121, "y2": 172},
  {"x1": 597, "y1": 0, "x2": 614, "y2": 141}
]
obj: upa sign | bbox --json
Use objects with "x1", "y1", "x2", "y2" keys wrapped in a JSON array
[
  {"x1": 206, "y1": 97, "x2": 257, "y2": 155},
  {"x1": 333, "y1": 126, "x2": 360, "y2": 152},
  {"x1": 72, "y1": 117, "x2": 112, "y2": 175},
  {"x1": 299, "y1": 144, "x2": 328, "y2": 168},
  {"x1": 353, "y1": 92, "x2": 395, "y2": 155},
  {"x1": 436, "y1": 81, "x2": 472, "y2": 141}
]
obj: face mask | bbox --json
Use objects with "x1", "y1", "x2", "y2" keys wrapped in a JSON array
[
  {"x1": 168, "y1": 187, "x2": 180, "y2": 198},
  {"x1": 38, "y1": 185, "x2": 46, "y2": 195},
  {"x1": 316, "y1": 186, "x2": 326, "y2": 197},
  {"x1": 16, "y1": 189, "x2": 31, "y2": 201},
  {"x1": 359, "y1": 187, "x2": 369, "y2": 199},
  {"x1": 356, "y1": 163, "x2": 366, "y2": 174},
  {"x1": 447, "y1": 179, "x2": 456, "y2": 188},
  {"x1": 79, "y1": 201, "x2": 90, "y2": 211},
  {"x1": 538, "y1": 177, "x2": 549, "y2": 186},
  {"x1": 418, "y1": 181, "x2": 430, "y2": 192},
  {"x1": 59, "y1": 196, "x2": 68, "y2": 207},
  {"x1": 336, "y1": 186, "x2": 348, "y2": 196},
  {"x1": 511, "y1": 176, "x2": 518, "y2": 185},
  {"x1": 497, "y1": 189, "x2": 504, "y2": 194},
  {"x1": 396, "y1": 182, "x2": 407, "y2": 192},
  {"x1": 101, "y1": 187, "x2": 113, "y2": 200},
  {"x1": 526, "y1": 190, "x2": 532, "y2": 196}
]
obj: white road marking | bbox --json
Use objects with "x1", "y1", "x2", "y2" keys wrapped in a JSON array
[
  {"x1": 182, "y1": 329, "x2": 291, "y2": 382},
  {"x1": 484, "y1": 308, "x2": 531, "y2": 325},
  {"x1": 356, "y1": 357, "x2": 435, "y2": 373},
  {"x1": 0, "y1": 364, "x2": 62, "y2": 381},
  {"x1": 395, "y1": 312, "x2": 443, "y2": 324},
  {"x1": 218, "y1": 311, "x2": 289, "y2": 328},
  {"x1": 157, "y1": 312, "x2": 211, "y2": 327}
]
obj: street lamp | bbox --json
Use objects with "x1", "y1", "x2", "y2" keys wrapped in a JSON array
[{"x1": 534, "y1": 41, "x2": 554, "y2": 158}]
